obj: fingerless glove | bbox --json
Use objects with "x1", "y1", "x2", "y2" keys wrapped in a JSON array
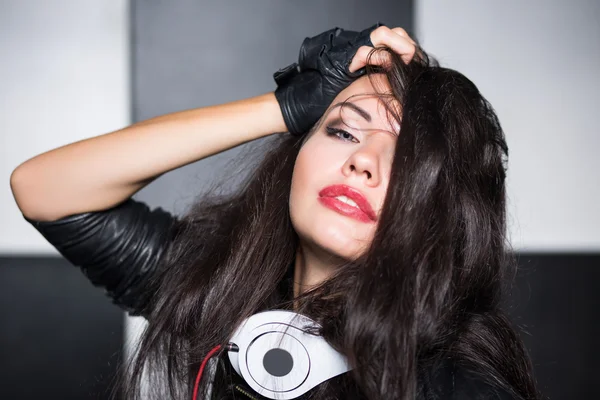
[{"x1": 274, "y1": 23, "x2": 384, "y2": 136}]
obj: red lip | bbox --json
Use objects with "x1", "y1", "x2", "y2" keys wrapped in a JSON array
[{"x1": 318, "y1": 184, "x2": 377, "y2": 223}]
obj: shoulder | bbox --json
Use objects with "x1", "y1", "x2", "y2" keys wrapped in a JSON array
[
  {"x1": 418, "y1": 357, "x2": 520, "y2": 400},
  {"x1": 24, "y1": 198, "x2": 180, "y2": 317}
]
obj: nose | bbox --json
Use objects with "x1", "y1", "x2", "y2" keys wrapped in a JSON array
[{"x1": 342, "y1": 141, "x2": 385, "y2": 187}]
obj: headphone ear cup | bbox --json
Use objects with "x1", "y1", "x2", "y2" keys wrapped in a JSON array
[{"x1": 227, "y1": 310, "x2": 352, "y2": 400}]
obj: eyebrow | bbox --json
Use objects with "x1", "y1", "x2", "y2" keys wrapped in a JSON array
[{"x1": 328, "y1": 101, "x2": 372, "y2": 123}]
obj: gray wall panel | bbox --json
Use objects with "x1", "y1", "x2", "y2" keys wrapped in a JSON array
[
  {"x1": 130, "y1": 0, "x2": 413, "y2": 213},
  {"x1": 126, "y1": 0, "x2": 414, "y2": 393}
]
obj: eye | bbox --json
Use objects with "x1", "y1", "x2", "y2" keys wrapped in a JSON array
[{"x1": 325, "y1": 126, "x2": 359, "y2": 143}]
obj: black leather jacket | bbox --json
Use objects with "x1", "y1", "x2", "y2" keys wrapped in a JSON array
[{"x1": 24, "y1": 198, "x2": 519, "y2": 400}]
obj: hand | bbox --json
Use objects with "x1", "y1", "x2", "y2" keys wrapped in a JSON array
[
  {"x1": 348, "y1": 26, "x2": 418, "y2": 72},
  {"x1": 273, "y1": 23, "x2": 419, "y2": 136}
]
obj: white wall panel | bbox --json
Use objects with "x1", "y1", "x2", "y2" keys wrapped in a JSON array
[
  {"x1": 0, "y1": 0, "x2": 130, "y2": 254},
  {"x1": 416, "y1": 0, "x2": 600, "y2": 251}
]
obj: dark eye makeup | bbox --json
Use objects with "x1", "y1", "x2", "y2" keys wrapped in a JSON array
[{"x1": 325, "y1": 126, "x2": 359, "y2": 143}]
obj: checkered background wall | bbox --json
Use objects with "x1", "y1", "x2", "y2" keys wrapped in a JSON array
[{"x1": 1, "y1": 1, "x2": 598, "y2": 399}]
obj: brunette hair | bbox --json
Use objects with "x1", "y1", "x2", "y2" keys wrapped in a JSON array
[{"x1": 114, "y1": 46, "x2": 541, "y2": 400}]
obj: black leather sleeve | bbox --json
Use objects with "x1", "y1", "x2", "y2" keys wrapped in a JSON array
[{"x1": 23, "y1": 198, "x2": 179, "y2": 318}]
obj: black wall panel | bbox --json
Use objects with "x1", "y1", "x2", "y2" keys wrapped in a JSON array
[
  {"x1": 507, "y1": 253, "x2": 600, "y2": 399},
  {"x1": 2, "y1": 254, "x2": 597, "y2": 398},
  {"x1": 0, "y1": 257, "x2": 123, "y2": 400}
]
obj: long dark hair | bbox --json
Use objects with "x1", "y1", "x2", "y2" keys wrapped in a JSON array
[{"x1": 114, "y1": 46, "x2": 541, "y2": 400}]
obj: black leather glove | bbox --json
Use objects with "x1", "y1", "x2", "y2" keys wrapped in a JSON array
[{"x1": 274, "y1": 23, "x2": 384, "y2": 136}]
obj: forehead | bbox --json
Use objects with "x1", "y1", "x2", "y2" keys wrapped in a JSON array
[
  {"x1": 326, "y1": 74, "x2": 400, "y2": 132},
  {"x1": 338, "y1": 73, "x2": 390, "y2": 98}
]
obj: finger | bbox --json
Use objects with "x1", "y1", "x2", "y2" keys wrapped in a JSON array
[
  {"x1": 391, "y1": 27, "x2": 417, "y2": 46},
  {"x1": 348, "y1": 45, "x2": 392, "y2": 73},
  {"x1": 370, "y1": 26, "x2": 417, "y2": 64}
]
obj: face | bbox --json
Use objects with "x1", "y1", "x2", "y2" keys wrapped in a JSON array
[{"x1": 289, "y1": 74, "x2": 400, "y2": 262}]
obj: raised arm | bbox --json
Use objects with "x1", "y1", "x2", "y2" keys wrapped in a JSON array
[
  {"x1": 10, "y1": 92, "x2": 286, "y2": 222},
  {"x1": 9, "y1": 92, "x2": 286, "y2": 318}
]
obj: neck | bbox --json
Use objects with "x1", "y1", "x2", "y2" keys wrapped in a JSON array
[{"x1": 292, "y1": 242, "x2": 345, "y2": 311}]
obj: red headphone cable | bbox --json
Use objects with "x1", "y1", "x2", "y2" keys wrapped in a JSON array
[{"x1": 192, "y1": 343, "x2": 239, "y2": 400}]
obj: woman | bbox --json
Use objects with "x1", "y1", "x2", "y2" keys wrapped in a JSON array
[{"x1": 10, "y1": 23, "x2": 541, "y2": 400}]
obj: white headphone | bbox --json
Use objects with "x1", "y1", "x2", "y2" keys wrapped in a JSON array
[{"x1": 227, "y1": 310, "x2": 352, "y2": 399}]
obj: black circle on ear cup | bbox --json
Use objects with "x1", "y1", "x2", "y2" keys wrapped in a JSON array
[
  {"x1": 246, "y1": 331, "x2": 311, "y2": 392},
  {"x1": 263, "y1": 348, "x2": 294, "y2": 377}
]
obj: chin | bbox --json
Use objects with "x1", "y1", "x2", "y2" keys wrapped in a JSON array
[
  {"x1": 312, "y1": 233, "x2": 368, "y2": 263},
  {"x1": 320, "y1": 224, "x2": 369, "y2": 259},
  {"x1": 290, "y1": 207, "x2": 370, "y2": 262}
]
